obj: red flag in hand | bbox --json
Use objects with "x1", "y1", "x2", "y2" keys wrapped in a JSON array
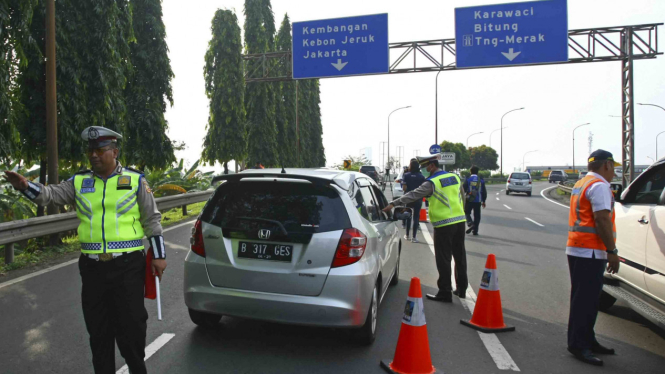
[{"x1": 145, "y1": 247, "x2": 157, "y2": 299}]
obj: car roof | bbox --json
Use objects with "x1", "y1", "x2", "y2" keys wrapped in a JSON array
[{"x1": 218, "y1": 168, "x2": 373, "y2": 191}]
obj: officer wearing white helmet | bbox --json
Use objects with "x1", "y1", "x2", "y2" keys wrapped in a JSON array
[
  {"x1": 4, "y1": 126, "x2": 166, "y2": 374},
  {"x1": 383, "y1": 153, "x2": 468, "y2": 302}
]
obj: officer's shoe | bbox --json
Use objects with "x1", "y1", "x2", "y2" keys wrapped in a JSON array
[
  {"x1": 426, "y1": 292, "x2": 452, "y2": 302},
  {"x1": 466, "y1": 221, "x2": 473, "y2": 228},
  {"x1": 567, "y1": 347, "x2": 603, "y2": 366},
  {"x1": 466, "y1": 227, "x2": 474, "y2": 234},
  {"x1": 591, "y1": 343, "x2": 615, "y2": 355},
  {"x1": 453, "y1": 289, "x2": 466, "y2": 299}
]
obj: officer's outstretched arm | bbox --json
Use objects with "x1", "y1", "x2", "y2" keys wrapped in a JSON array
[{"x1": 18, "y1": 177, "x2": 76, "y2": 207}]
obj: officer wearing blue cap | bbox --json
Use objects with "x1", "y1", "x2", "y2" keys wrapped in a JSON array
[{"x1": 4, "y1": 126, "x2": 166, "y2": 374}]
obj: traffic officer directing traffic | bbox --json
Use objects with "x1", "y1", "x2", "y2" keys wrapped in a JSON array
[
  {"x1": 383, "y1": 153, "x2": 468, "y2": 302},
  {"x1": 463, "y1": 165, "x2": 487, "y2": 235},
  {"x1": 566, "y1": 149, "x2": 620, "y2": 366},
  {"x1": 3, "y1": 126, "x2": 167, "y2": 374}
]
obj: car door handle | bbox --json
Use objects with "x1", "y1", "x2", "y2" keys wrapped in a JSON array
[
  {"x1": 205, "y1": 234, "x2": 221, "y2": 239},
  {"x1": 638, "y1": 217, "x2": 649, "y2": 225}
]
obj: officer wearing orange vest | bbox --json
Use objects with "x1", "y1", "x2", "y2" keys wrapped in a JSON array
[{"x1": 566, "y1": 149, "x2": 620, "y2": 367}]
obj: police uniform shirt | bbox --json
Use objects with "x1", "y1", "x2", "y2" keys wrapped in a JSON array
[
  {"x1": 565, "y1": 171, "x2": 613, "y2": 260},
  {"x1": 20, "y1": 162, "x2": 166, "y2": 259}
]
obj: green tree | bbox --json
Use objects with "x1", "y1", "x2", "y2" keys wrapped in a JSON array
[
  {"x1": 122, "y1": 0, "x2": 175, "y2": 170},
  {"x1": 332, "y1": 154, "x2": 368, "y2": 171},
  {"x1": 306, "y1": 79, "x2": 325, "y2": 167},
  {"x1": 296, "y1": 79, "x2": 312, "y2": 167},
  {"x1": 16, "y1": 0, "x2": 134, "y2": 169},
  {"x1": 469, "y1": 145, "x2": 499, "y2": 171},
  {"x1": 439, "y1": 140, "x2": 470, "y2": 169},
  {"x1": 274, "y1": 14, "x2": 297, "y2": 167},
  {"x1": 201, "y1": 9, "x2": 246, "y2": 174},
  {"x1": 244, "y1": 0, "x2": 278, "y2": 167},
  {"x1": 0, "y1": 0, "x2": 38, "y2": 162}
]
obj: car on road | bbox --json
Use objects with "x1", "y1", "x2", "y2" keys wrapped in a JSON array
[
  {"x1": 506, "y1": 172, "x2": 532, "y2": 196},
  {"x1": 184, "y1": 169, "x2": 403, "y2": 344},
  {"x1": 359, "y1": 165, "x2": 382, "y2": 184},
  {"x1": 392, "y1": 170, "x2": 404, "y2": 198},
  {"x1": 578, "y1": 171, "x2": 588, "y2": 179},
  {"x1": 602, "y1": 160, "x2": 665, "y2": 330},
  {"x1": 548, "y1": 170, "x2": 568, "y2": 183}
]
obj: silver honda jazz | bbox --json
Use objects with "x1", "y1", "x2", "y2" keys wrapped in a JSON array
[{"x1": 184, "y1": 169, "x2": 403, "y2": 344}]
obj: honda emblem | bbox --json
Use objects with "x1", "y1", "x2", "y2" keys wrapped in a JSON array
[{"x1": 258, "y1": 229, "x2": 271, "y2": 240}]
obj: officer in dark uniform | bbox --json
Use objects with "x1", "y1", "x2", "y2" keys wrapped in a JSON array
[
  {"x1": 4, "y1": 126, "x2": 167, "y2": 374},
  {"x1": 464, "y1": 165, "x2": 487, "y2": 235}
]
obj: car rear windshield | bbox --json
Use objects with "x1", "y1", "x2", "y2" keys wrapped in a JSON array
[
  {"x1": 511, "y1": 173, "x2": 530, "y2": 179},
  {"x1": 551, "y1": 171, "x2": 563, "y2": 175},
  {"x1": 360, "y1": 166, "x2": 377, "y2": 172},
  {"x1": 200, "y1": 181, "x2": 351, "y2": 234}
]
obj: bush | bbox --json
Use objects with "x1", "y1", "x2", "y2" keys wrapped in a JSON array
[
  {"x1": 479, "y1": 170, "x2": 491, "y2": 178},
  {"x1": 460, "y1": 170, "x2": 471, "y2": 178}
]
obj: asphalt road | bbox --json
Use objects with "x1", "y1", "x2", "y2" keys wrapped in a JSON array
[{"x1": 1, "y1": 182, "x2": 664, "y2": 373}]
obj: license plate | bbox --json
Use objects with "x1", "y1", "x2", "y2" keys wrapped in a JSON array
[
  {"x1": 238, "y1": 241, "x2": 293, "y2": 262},
  {"x1": 515, "y1": 182, "x2": 522, "y2": 185}
]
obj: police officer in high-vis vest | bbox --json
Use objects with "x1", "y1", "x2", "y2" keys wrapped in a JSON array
[
  {"x1": 3, "y1": 126, "x2": 167, "y2": 374},
  {"x1": 566, "y1": 149, "x2": 620, "y2": 367},
  {"x1": 383, "y1": 153, "x2": 468, "y2": 302}
]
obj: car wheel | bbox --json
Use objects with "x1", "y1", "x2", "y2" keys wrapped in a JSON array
[
  {"x1": 599, "y1": 290, "x2": 617, "y2": 312},
  {"x1": 390, "y1": 247, "x2": 401, "y2": 286},
  {"x1": 505, "y1": 190, "x2": 510, "y2": 195},
  {"x1": 527, "y1": 192, "x2": 532, "y2": 196},
  {"x1": 188, "y1": 308, "x2": 222, "y2": 327},
  {"x1": 356, "y1": 282, "x2": 378, "y2": 345}
]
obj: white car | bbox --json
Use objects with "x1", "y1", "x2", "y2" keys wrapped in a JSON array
[
  {"x1": 392, "y1": 171, "x2": 405, "y2": 198},
  {"x1": 602, "y1": 160, "x2": 665, "y2": 330},
  {"x1": 506, "y1": 172, "x2": 532, "y2": 196}
]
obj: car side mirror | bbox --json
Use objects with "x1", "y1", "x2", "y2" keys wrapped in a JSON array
[
  {"x1": 392, "y1": 207, "x2": 413, "y2": 222},
  {"x1": 610, "y1": 183, "x2": 623, "y2": 202}
]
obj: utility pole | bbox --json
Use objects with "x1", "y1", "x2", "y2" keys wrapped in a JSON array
[{"x1": 45, "y1": 0, "x2": 59, "y2": 245}]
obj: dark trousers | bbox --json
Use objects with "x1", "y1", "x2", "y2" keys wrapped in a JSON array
[
  {"x1": 405, "y1": 200, "x2": 423, "y2": 238},
  {"x1": 433, "y1": 222, "x2": 468, "y2": 293},
  {"x1": 567, "y1": 255, "x2": 607, "y2": 350},
  {"x1": 79, "y1": 251, "x2": 148, "y2": 374},
  {"x1": 465, "y1": 202, "x2": 482, "y2": 234}
]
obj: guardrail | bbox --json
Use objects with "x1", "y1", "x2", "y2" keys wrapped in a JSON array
[
  {"x1": 557, "y1": 184, "x2": 573, "y2": 194},
  {"x1": 1, "y1": 190, "x2": 213, "y2": 264}
]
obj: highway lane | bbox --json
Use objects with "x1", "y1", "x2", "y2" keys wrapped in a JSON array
[{"x1": 1, "y1": 181, "x2": 664, "y2": 373}]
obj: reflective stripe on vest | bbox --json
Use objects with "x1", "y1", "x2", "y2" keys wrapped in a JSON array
[
  {"x1": 566, "y1": 175, "x2": 616, "y2": 250},
  {"x1": 74, "y1": 171, "x2": 145, "y2": 254},
  {"x1": 427, "y1": 171, "x2": 466, "y2": 228}
]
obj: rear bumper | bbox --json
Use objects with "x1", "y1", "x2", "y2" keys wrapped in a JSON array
[
  {"x1": 183, "y1": 252, "x2": 374, "y2": 328},
  {"x1": 506, "y1": 184, "x2": 532, "y2": 192}
]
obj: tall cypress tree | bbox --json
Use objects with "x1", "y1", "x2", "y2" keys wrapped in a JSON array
[
  {"x1": 201, "y1": 9, "x2": 245, "y2": 174},
  {"x1": 275, "y1": 14, "x2": 296, "y2": 167},
  {"x1": 296, "y1": 79, "x2": 312, "y2": 167},
  {"x1": 308, "y1": 79, "x2": 325, "y2": 167},
  {"x1": 122, "y1": 0, "x2": 175, "y2": 170},
  {"x1": 244, "y1": 0, "x2": 278, "y2": 167}
]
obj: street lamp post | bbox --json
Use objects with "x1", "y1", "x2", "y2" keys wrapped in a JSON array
[
  {"x1": 388, "y1": 106, "x2": 411, "y2": 176},
  {"x1": 467, "y1": 132, "x2": 484, "y2": 148},
  {"x1": 647, "y1": 155, "x2": 655, "y2": 164},
  {"x1": 572, "y1": 123, "x2": 591, "y2": 174},
  {"x1": 657, "y1": 130, "x2": 665, "y2": 160},
  {"x1": 522, "y1": 150, "x2": 537, "y2": 171},
  {"x1": 500, "y1": 108, "x2": 525, "y2": 176},
  {"x1": 435, "y1": 71, "x2": 442, "y2": 144},
  {"x1": 638, "y1": 103, "x2": 665, "y2": 113},
  {"x1": 489, "y1": 127, "x2": 507, "y2": 149}
]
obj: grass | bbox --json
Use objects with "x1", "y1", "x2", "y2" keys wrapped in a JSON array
[
  {"x1": 0, "y1": 201, "x2": 207, "y2": 276},
  {"x1": 556, "y1": 188, "x2": 570, "y2": 196}
]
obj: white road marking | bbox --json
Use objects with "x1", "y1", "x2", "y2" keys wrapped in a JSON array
[
  {"x1": 496, "y1": 192, "x2": 499, "y2": 195},
  {"x1": 540, "y1": 186, "x2": 569, "y2": 209},
  {"x1": 422, "y1": 225, "x2": 520, "y2": 371},
  {"x1": 525, "y1": 217, "x2": 544, "y2": 227},
  {"x1": 496, "y1": 197, "x2": 500, "y2": 201},
  {"x1": 0, "y1": 219, "x2": 196, "y2": 289},
  {"x1": 503, "y1": 204, "x2": 512, "y2": 210},
  {"x1": 116, "y1": 333, "x2": 175, "y2": 374}
]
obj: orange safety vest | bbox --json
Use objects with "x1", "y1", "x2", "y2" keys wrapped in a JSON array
[{"x1": 567, "y1": 175, "x2": 616, "y2": 250}]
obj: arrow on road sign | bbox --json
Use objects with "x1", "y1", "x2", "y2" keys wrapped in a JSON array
[
  {"x1": 501, "y1": 48, "x2": 521, "y2": 61},
  {"x1": 331, "y1": 59, "x2": 348, "y2": 71}
]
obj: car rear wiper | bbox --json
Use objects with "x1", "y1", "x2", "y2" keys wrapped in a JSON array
[{"x1": 236, "y1": 217, "x2": 289, "y2": 236}]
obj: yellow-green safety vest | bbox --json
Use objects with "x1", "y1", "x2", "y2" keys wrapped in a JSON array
[
  {"x1": 427, "y1": 171, "x2": 466, "y2": 228},
  {"x1": 73, "y1": 170, "x2": 145, "y2": 254}
]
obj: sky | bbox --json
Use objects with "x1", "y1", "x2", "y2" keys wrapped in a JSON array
[{"x1": 162, "y1": 0, "x2": 665, "y2": 173}]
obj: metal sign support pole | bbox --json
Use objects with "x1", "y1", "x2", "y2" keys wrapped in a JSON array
[{"x1": 622, "y1": 28, "x2": 636, "y2": 188}]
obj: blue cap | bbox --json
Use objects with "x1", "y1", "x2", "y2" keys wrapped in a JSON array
[{"x1": 588, "y1": 149, "x2": 621, "y2": 166}]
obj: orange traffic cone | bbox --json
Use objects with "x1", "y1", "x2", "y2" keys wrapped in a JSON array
[
  {"x1": 381, "y1": 277, "x2": 436, "y2": 374},
  {"x1": 460, "y1": 254, "x2": 515, "y2": 333},
  {"x1": 419, "y1": 198, "x2": 428, "y2": 222}
]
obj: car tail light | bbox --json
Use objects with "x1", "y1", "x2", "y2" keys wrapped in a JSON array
[
  {"x1": 332, "y1": 228, "x2": 367, "y2": 268},
  {"x1": 507, "y1": 178, "x2": 511, "y2": 183},
  {"x1": 190, "y1": 219, "x2": 206, "y2": 257},
  {"x1": 529, "y1": 180, "x2": 532, "y2": 184}
]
